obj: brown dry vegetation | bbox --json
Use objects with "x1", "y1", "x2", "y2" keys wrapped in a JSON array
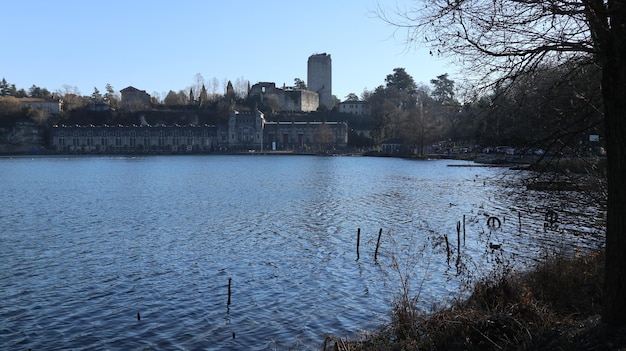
[{"x1": 325, "y1": 249, "x2": 626, "y2": 350}]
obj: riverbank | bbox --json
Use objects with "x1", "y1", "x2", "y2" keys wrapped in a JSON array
[{"x1": 325, "y1": 249, "x2": 626, "y2": 350}]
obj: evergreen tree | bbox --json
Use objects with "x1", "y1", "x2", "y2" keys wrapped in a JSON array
[
  {"x1": 104, "y1": 83, "x2": 119, "y2": 109},
  {"x1": 385, "y1": 68, "x2": 417, "y2": 95},
  {"x1": 0, "y1": 78, "x2": 9, "y2": 96},
  {"x1": 294, "y1": 78, "x2": 307, "y2": 90},
  {"x1": 430, "y1": 74, "x2": 455, "y2": 103},
  {"x1": 226, "y1": 80, "x2": 235, "y2": 97},
  {"x1": 14, "y1": 87, "x2": 27, "y2": 98},
  {"x1": 199, "y1": 84, "x2": 208, "y2": 106},
  {"x1": 91, "y1": 87, "x2": 102, "y2": 102}
]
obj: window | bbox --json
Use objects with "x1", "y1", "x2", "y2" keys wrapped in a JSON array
[{"x1": 242, "y1": 127, "x2": 250, "y2": 141}]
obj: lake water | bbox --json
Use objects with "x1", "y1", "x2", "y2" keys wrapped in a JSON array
[{"x1": 0, "y1": 155, "x2": 604, "y2": 350}]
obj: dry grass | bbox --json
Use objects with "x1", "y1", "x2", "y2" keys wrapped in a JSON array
[{"x1": 326, "y1": 249, "x2": 626, "y2": 351}]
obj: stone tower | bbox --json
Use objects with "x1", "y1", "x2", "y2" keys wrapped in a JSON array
[{"x1": 307, "y1": 53, "x2": 332, "y2": 110}]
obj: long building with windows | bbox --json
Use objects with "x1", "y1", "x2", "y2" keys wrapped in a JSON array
[
  {"x1": 50, "y1": 124, "x2": 217, "y2": 153},
  {"x1": 49, "y1": 110, "x2": 348, "y2": 153}
]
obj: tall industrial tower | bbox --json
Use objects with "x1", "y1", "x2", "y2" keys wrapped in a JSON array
[{"x1": 307, "y1": 53, "x2": 332, "y2": 110}]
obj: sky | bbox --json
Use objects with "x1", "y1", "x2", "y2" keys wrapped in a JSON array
[{"x1": 1, "y1": 0, "x2": 454, "y2": 102}]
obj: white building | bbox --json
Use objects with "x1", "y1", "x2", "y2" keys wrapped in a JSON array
[
  {"x1": 338, "y1": 100, "x2": 369, "y2": 116},
  {"x1": 18, "y1": 97, "x2": 63, "y2": 116}
]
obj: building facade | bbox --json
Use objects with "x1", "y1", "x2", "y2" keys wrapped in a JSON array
[
  {"x1": 249, "y1": 82, "x2": 319, "y2": 112},
  {"x1": 227, "y1": 110, "x2": 265, "y2": 150},
  {"x1": 50, "y1": 124, "x2": 217, "y2": 153},
  {"x1": 49, "y1": 111, "x2": 348, "y2": 153},
  {"x1": 17, "y1": 97, "x2": 63, "y2": 117},
  {"x1": 338, "y1": 101, "x2": 369, "y2": 116},
  {"x1": 264, "y1": 121, "x2": 347, "y2": 151},
  {"x1": 120, "y1": 86, "x2": 151, "y2": 112},
  {"x1": 307, "y1": 53, "x2": 332, "y2": 110}
]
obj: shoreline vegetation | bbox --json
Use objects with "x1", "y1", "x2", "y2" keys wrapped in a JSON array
[
  {"x1": 318, "y1": 156, "x2": 615, "y2": 350},
  {"x1": 324, "y1": 248, "x2": 626, "y2": 350}
]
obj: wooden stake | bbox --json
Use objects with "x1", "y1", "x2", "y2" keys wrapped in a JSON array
[
  {"x1": 227, "y1": 278, "x2": 232, "y2": 306},
  {"x1": 456, "y1": 221, "x2": 461, "y2": 264},
  {"x1": 374, "y1": 228, "x2": 383, "y2": 260},
  {"x1": 444, "y1": 234, "x2": 451, "y2": 265},
  {"x1": 463, "y1": 215, "x2": 466, "y2": 245},
  {"x1": 356, "y1": 228, "x2": 361, "y2": 261}
]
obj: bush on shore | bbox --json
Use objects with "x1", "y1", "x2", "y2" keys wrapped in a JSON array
[{"x1": 326, "y1": 249, "x2": 626, "y2": 350}]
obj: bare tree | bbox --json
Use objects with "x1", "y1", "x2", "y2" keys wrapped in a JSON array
[
  {"x1": 209, "y1": 77, "x2": 220, "y2": 100},
  {"x1": 234, "y1": 76, "x2": 249, "y2": 99},
  {"x1": 56, "y1": 85, "x2": 85, "y2": 112},
  {"x1": 313, "y1": 123, "x2": 336, "y2": 152},
  {"x1": 378, "y1": 0, "x2": 626, "y2": 326},
  {"x1": 151, "y1": 91, "x2": 162, "y2": 105},
  {"x1": 187, "y1": 73, "x2": 205, "y2": 105}
]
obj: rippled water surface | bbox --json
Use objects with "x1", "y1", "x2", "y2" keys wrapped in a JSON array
[{"x1": 0, "y1": 155, "x2": 604, "y2": 350}]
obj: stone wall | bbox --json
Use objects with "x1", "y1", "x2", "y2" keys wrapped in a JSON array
[{"x1": 0, "y1": 120, "x2": 44, "y2": 154}]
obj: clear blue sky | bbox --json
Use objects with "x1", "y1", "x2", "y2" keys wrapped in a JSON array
[{"x1": 2, "y1": 0, "x2": 453, "y2": 101}]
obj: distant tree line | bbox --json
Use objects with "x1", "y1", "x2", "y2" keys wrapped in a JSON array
[
  {"x1": 2, "y1": 63, "x2": 603, "y2": 155},
  {"x1": 339, "y1": 61, "x2": 602, "y2": 155}
]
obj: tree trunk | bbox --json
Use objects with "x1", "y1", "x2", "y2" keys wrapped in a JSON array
[{"x1": 602, "y1": 0, "x2": 626, "y2": 326}]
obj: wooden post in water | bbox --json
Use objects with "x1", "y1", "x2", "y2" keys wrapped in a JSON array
[
  {"x1": 463, "y1": 215, "x2": 466, "y2": 245},
  {"x1": 456, "y1": 221, "x2": 461, "y2": 249},
  {"x1": 227, "y1": 278, "x2": 232, "y2": 306},
  {"x1": 456, "y1": 221, "x2": 461, "y2": 265},
  {"x1": 356, "y1": 228, "x2": 361, "y2": 261},
  {"x1": 374, "y1": 228, "x2": 383, "y2": 260},
  {"x1": 518, "y1": 211, "x2": 522, "y2": 232},
  {"x1": 444, "y1": 234, "x2": 451, "y2": 265}
]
